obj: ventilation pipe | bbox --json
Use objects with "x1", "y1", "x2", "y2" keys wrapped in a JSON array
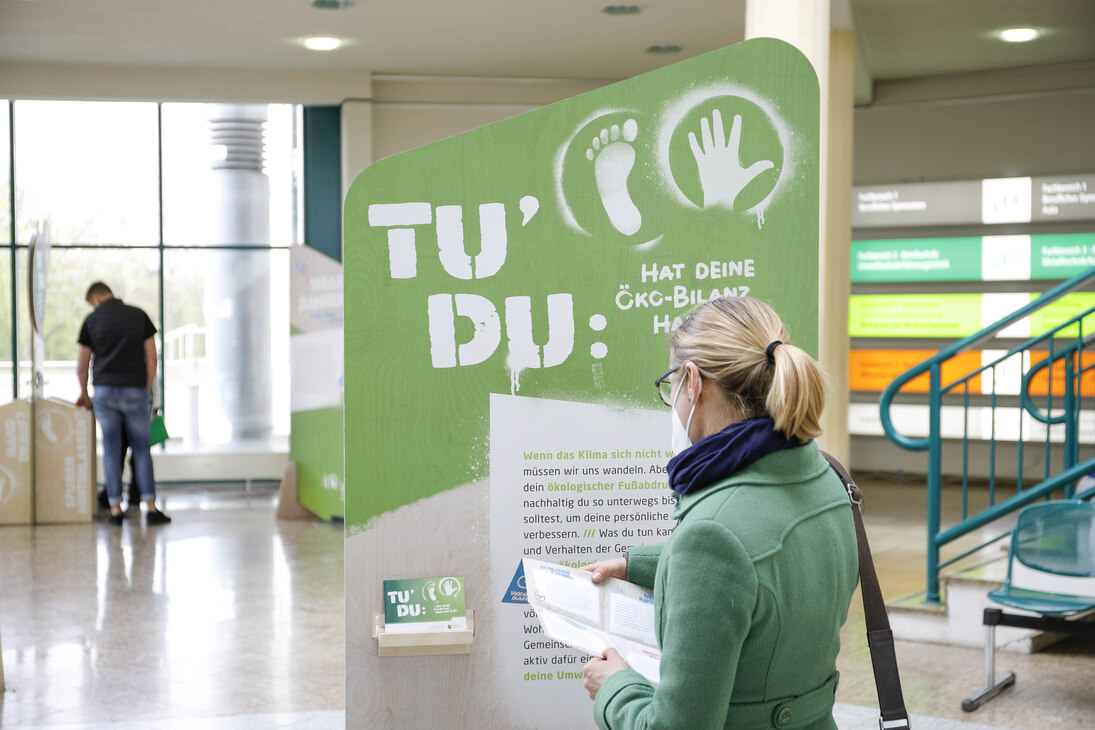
[{"x1": 203, "y1": 104, "x2": 273, "y2": 443}]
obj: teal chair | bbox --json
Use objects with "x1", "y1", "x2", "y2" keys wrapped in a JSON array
[{"x1": 963, "y1": 500, "x2": 1095, "y2": 711}]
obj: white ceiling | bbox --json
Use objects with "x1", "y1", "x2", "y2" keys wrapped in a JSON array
[{"x1": 1, "y1": 0, "x2": 1093, "y2": 100}]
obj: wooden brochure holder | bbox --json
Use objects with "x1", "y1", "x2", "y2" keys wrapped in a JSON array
[{"x1": 372, "y1": 610, "x2": 475, "y2": 657}]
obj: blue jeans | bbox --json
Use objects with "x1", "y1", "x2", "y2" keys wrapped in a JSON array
[{"x1": 92, "y1": 386, "x2": 156, "y2": 507}]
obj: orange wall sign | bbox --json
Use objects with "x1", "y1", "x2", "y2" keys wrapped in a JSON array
[
  {"x1": 850, "y1": 349, "x2": 982, "y2": 393},
  {"x1": 1026, "y1": 351, "x2": 1095, "y2": 398},
  {"x1": 850, "y1": 349, "x2": 1095, "y2": 396}
]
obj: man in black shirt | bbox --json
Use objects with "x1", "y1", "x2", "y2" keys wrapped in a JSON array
[{"x1": 77, "y1": 282, "x2": 171, "y2": 526}]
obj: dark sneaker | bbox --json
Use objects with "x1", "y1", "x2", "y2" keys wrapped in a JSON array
[
  {"x1": 146, "y1": 510, "x2": 172, "y2": 525},
  {"x1": 108, "y1": 512, "x2": 124, "y2": 526}
]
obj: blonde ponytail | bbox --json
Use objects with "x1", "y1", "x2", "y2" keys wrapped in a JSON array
[
  {"x1": 670, "y1": 297, "x2": 826, "y2": 442},
  {"x1": 765, "y1": 340, "x2": 825, "y2": 442}
]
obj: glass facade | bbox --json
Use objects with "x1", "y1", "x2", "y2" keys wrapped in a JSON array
[
  {"x1": 1, "y1": 99, "x2": 299, "y2": 447},
  {"x1": 14, "y1": 101, "x2": 160, "y2": 246},
  {"x1": 2, "y1": 101, "x2": 13, "y2": 406}
]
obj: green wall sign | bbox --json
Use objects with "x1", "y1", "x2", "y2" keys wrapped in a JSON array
[
  {"x1": 851, "y1": 237, "x2": 982, "y2": 282},
  {"x1": 1029, "y1": 293, "x2": 1095, "y2": 338},
  {"x1": 849, "y1": 293, "x2": 983, "y2": 338},
  {"x1": 849, "y1": 292, "x2": 1095, "y2": 339},
  {"x1": 851, "y1": 233, "x2": 1095, "y2": 283},
  {"x1": 1031, "y1": 234, "x2": 1095, "y2": 279}
]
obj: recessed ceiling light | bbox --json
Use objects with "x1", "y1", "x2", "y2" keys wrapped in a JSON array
[
  {"x1": 602, "y1": 4, "x2": 641, "y2": 15},
  {"x1": 303, "y1": 36, "x2": 342, "y2": 51},
  {"x1": 646, "y1": 44, "x2": 682, "y2": 54},
  {"x1": 996, "y1": 27, "x2": 1040, "y2": 43},
  {"x1": 312, "y1": 0, "x2": 354, "y2": 8}
]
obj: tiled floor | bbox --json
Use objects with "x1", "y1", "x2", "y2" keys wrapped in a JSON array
[
  {"x1": 2, "y1": 711, "x2": 345, "y2": 729},
  {"x1": 2, "y1": 477, "x2": 1093, "y2": 729},
  {"x1": 836, "y1": 474, "x2": 1095, "y2": 730},
  {"x1": 0, "y1": 485, "x2": 344, "y2": 728}
]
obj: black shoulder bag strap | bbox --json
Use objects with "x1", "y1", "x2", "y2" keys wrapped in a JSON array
[{"x1": 821, "y1": 451, "x2": 912, "y2": 730}]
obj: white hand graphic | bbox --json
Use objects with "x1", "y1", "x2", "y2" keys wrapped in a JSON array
[{"x1": 688, "y1": 109, "x2": 775, "y2": 211}]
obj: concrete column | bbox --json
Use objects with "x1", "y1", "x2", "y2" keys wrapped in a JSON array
[
  {"x1": 822, "y1": 30, "x2": 855, "y2": 464},
  {"x1": 337, "y1": 99, "x2": 374, "y2": 268},
  {"x1": 340, "y1": 99, "x2": 374, "y2": 205},
  {"x1": 204, "y1": 104, "x2": 273, "y2": 443},
  {"x1": 745, "y1": 1, "x2": 853, "y2": 463},
  {"x1": 745, "y1": 0, "x2": 830, "y2": 84}
]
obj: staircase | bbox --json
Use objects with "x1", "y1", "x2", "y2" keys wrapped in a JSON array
[{"x1": 878, "y1": 267, "x2": 1095, "y2": 631}]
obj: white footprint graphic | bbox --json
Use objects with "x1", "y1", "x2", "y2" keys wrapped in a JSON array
[{"x1": 586, "y1": 119, "x2": 641, "y2": 236}]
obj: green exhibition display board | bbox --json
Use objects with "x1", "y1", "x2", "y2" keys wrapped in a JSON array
[
  {"x1": 343, "y1": 39, "x2": 819, "y2": 728},
  {"x1": 289, "y1": 244, "x2": 344, "y2": 520}
]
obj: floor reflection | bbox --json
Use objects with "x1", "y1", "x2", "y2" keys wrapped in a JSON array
[
  {"x1": 0, "y1": 485, "x2": 344, "y2": 727},
  {"x1": 3, "y1": 478, "x2": 1091, "y2": 729}
]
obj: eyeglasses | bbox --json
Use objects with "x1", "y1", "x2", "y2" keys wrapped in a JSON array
[{"x1": 655, "y1": 366, "x2": 680, "y2": 407}]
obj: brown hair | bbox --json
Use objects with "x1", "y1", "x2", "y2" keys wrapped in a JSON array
[
  {"x1": 669, "y1": 297, "x2": 826, "y2": 441},
  {"x1": 85, "y1": 281, "x2": 113, "y2": 303}
]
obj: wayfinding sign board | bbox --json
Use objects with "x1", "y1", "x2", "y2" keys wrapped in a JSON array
[
  {"x1": 852, "y1": 233, "x2": 1095, "y2": 283},
  {"x1": 853, "y1": 174, "x2": 1095, "y2": 228},
  {"x1": 1032, "y1": 175, "x2": 1095, "y2": 222},
  {"x1": 853, "y1": 181, "x2": 982, "y2": 228}
]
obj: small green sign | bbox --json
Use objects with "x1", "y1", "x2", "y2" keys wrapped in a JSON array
[
  {"x1": 851, "y1": 237, "x2": 982, "y2": 282},
  {"x1": 851, "y1": 232, "x2": 1095, "y2": 283},
  {"x1": 1031, "y1": 234, "x2": 1095, "y2": 279},
  {"x1": 383, "y1": 577, "x2": 466, "y2": 627},
  {"x1": 849, "y1": 293, "x2": 983, "y2": 338},
  {"x1": 1029, "y1": 293, "x2": 1095, "y2": 338}
]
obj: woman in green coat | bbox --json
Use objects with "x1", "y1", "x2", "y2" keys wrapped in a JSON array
[{"x1": 582, "y1": 297, "x2": 859, "y2": 730}]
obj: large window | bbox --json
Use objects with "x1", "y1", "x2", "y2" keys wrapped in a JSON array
[
  {"x1": 1, "y1": 100, "x2": 300, "y2": 447},
  {"x1": 2, "y1": 101, "x2": 13, "y2": 406},
  {"x1": 14, "y1": 102, "x2": 160, "y2": 246}
]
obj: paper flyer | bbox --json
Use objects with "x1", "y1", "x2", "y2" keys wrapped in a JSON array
[{"x1": 523, "y1": 559, "x2": 661, "y2": 685}]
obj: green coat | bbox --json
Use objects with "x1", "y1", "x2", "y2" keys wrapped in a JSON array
[{"x1": 593, "y1": 441, "x2": 859, "y2": 730}]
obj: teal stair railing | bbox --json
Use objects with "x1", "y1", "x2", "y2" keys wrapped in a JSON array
[{"x1": 879, "y1": 267, "x2": 1095, "y2": 604}]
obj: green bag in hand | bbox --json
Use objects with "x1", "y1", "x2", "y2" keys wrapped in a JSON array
[{"x1": 150, "y1": 410, "x2": 169, "y2": 446}]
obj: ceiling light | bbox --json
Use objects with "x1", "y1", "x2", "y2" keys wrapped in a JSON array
[
  {"x1": 996, "y1": 27, "x2": 1040, "y2": 43},
  {"x1": 312, "y1": 0, "x2": 354, "y2": 8},
  {"x1": 646, "y1": 44, "x2": 682, "y2": 54},
  {"x1": 602, "y1": 4, "x2": 641, "y2": 15},
  {"x1": 303, "y1": 36, "x2": 342, "y2": 51}
]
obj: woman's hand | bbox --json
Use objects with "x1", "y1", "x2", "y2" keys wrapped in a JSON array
[
  {"x1": 582, "y1": 648, "x2": 632, "y2": 699},
  {"x1": 580, "y1": 557, "x2": 627, "y2": 584}
]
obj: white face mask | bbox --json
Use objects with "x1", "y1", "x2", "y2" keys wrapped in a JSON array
[{"x1": 670, "y1": 373, "x2": 699, "y2": 456}]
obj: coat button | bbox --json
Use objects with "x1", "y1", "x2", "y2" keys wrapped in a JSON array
[{"x1": 775, "y1": 706, "x2": 793, "y2": 727}]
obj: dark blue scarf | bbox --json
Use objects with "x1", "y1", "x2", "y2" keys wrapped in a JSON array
[{"x1": 667, "y1": 416, "x2": 802, "y2": 495}]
